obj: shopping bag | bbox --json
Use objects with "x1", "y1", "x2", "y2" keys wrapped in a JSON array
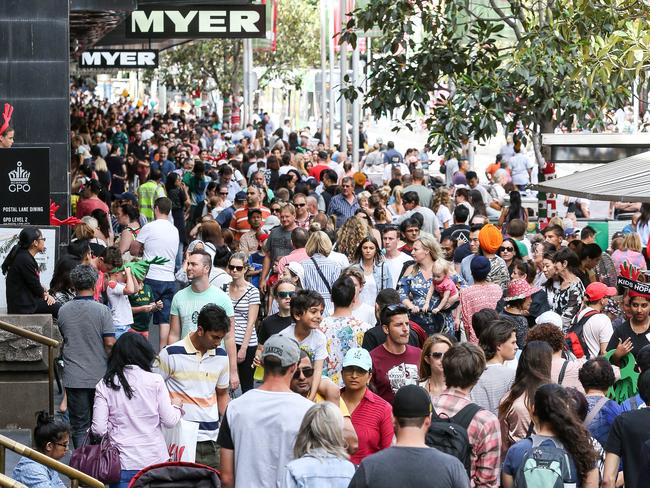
[{"x1": 163, "y1": 419, "x2": 199, "y2": 462}]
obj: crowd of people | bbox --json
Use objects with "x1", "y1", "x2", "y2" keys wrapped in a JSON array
[{"x1": 5, "y1": 87, "x2": 650, "y2": 487}]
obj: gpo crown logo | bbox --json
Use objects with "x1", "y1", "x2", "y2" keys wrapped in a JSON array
[{"x1": 8, "y1": 161, "x2": 30, "y2": 192}]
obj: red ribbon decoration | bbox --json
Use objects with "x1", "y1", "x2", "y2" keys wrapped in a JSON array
[
  {"x1": 0, "y1": 103, "x2": 14, "y2": 136},
  {"x1": 50, "y1": 200, "x2": 82, "y2": 227}
]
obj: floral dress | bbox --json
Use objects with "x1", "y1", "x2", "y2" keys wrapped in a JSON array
[
  {"x1": 399, "y1": 270, "x2": 455, "y2": 336},
  {"x1": 552, "y1": 279, "x2": 585, "y2": 332},
  {"x1": 320, "y1": 316, "x2": 372, "y2": 387}
]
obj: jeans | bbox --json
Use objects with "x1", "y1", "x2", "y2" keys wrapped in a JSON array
[
  {"x1": 236, "y1": 344, "x2": 257, "y2": 393},
  {"x1": 114, "y1": 324, "x2": 131, "y2": 339},
  {"x1": 109, "y1": 469, "x2": 139, "y2": 488},
  {"x1": 66, "y1": 388, "x2": 96, "y2": 449}
]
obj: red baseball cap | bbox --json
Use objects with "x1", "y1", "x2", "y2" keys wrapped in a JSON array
[{"x1": 585, "y1": 282, "x2": 617, "y2": 301}]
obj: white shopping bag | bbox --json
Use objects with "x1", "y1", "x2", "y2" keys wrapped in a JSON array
[{"x1": 163, "y1": 419, "x2": 199, "y2": 462}]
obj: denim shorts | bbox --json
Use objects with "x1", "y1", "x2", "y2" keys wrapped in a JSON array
[{"x1": 144, "y1": 278, "x2": 176, "y2": 324}]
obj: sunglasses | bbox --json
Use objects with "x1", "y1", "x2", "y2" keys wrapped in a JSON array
[
  {"x1": 219, "y1": 192, "x2": 228, "y2": 196},
  {"x1": 293, "y1": 367, "x2": 314, "y2": 379},
  {"x1": 277, "y1": 291, "x2": 295, "y2": 299},
  {"x1": 427, "y1": 352, "x2": 445, "y2": 359},
  {"x1": 499, "y1": 246, "x2": 514, "y2": 252},
  {"x1": 271, "y1": 208, "x2": 281, "y2": 213},
  {"x1": 228, "y1": 265, "x2": 244, "y2": 271},
  {"x1": 294, "y1": 203, "x2": 306, "y2": 208},
  {"x1": 382, "y1": 303, "x2": 409, "y2": 314}
]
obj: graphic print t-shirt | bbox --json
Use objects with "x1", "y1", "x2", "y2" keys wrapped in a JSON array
[{"x1": 370, "y1": 345, "x2": 422, "y2": 404}]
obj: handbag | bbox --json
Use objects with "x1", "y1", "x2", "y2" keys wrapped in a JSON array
[{"x1": 69, "y1": 430, "x2": 121, "y2": 483}]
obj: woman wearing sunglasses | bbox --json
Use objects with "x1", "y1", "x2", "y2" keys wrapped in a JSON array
[
  {"x1": 225, "y1": 252, "x2": 261, "y2": 393},
  {"x1": 497, "y1": 237, "x2": 523, "y2": 276},
  {"x1": 418, "y1": 334, "x2": 454, "y2": 400}
]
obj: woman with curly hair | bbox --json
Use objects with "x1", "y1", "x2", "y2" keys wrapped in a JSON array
[
  {"x1": 498, "y1": 341, "x2": 552, "y2": 455},
  {"x1": 502, "y1": 383, "x2": 599, "y2": 488},
  {"x1": 336, "y1": 216, "x2": 369, "y2": 262},
  {"x1": 430, "y1": 187, "x2": 452, "y2": 230}
]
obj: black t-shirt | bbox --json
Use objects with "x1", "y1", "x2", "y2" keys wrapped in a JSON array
[
  {"x1": 362, "y1": 324, "x2": 419, "y2": 352},
  {"x1": 348, "y1": 446, "x2": 470, "y2": 488},
  {"x1": 607, "y1": 320, "x2": 650, "y2": 359},
  {"x1": 441, "y1": 224, "x2": 470, "y2": 243},
  {"x1": 605, "y1": 408, "x2": 650, "y2": 488},
  {"x1": 258, "y1": 313, "x2": 292, "y2": 344}
]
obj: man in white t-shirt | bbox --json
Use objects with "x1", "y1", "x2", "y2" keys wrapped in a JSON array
[
  {"x1": 131, "y1": 197, "x2": 179, "y2": 349},
  {"x1": 217, "y1": 334, "x2": 313, "y2": 488},
  {"x1": 382, "y1": 226, "x2": 412, "y2": 286},
  {"x1": 577, "y1": 282, "x2": 616, "y2": 358}
]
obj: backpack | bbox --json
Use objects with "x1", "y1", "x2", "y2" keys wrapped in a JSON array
[
  {"x1": 425, "y1": 403, "x2": 482, "y2": 475},
  {"x1": 565, "y1": 310, "x2": 600, "y2": 359},
  {"x1": 514, "y1": 435, "x2": 577, "y2": 488}
]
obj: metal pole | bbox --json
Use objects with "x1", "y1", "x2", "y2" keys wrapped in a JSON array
[
  {"x1": 351, "y1": 41, "x2": 360, "y2": 166},
  {"x1": 328, "y1": 0, "x2": 336, "y2": 150},
  {"x1": 320, "y1": 0, "x2": 328, "y2": 145},
  {"x1": 339, "y1": 0, "x2": 347, "y2": 152},
  {"x1": 243, "y1": 39, "x2": 250, "y2": 127},
  {"x1": 48, "y1": 346, "x2": 54, "y2": 417}
]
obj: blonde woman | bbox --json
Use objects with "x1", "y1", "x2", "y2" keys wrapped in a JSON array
[
  {"x1": 431, "y1": 187, "x2": 452, "y2": 230},
  {"x1": 336, "y1": 216, "x2": 369, "y2": 262},
  {"x1": 302, "y1": 230, "x2": 342, "y2": 317},
  {"x1": 388, "y1": 185, "x2": 405, "y2": 218},
  {"x1": 293, "y1": 153, "x2": 309, "y2": 178},
  {"x1": 399, "y1": 235, "x2": 455, "y2": 335},
  {"x1": 611, "y1": 232, "x2": 646, "y2": 271},
  {"x1": 225, "y1": 252, "x2": 261, "y2": 393},
  {"x1": 419, "y1": 334, "x2": 454, "y2": 399},
  {"x1": 283, "y1": 402, "x2": 355, "y2": 488}
]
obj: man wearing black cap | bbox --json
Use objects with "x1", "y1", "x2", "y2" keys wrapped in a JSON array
[{"x1": 348, "y1": 385, "x2": 470, "y2": 488}]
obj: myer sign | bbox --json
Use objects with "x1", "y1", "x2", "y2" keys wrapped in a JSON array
[
  {"x1": 79, "y1": 50, "x2": 159, "y2": 68},
  {"x1": 126, "y1": 5, "x2": 266, "y2": 39}
]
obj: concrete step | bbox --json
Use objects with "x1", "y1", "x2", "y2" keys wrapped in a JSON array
[{"x1": 1, "y1": 428, "x2": 72, "y2": 487}]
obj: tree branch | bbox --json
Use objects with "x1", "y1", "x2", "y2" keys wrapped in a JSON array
[{"x1": 488, "y1": 0, "x2": 523, "y2": 40}]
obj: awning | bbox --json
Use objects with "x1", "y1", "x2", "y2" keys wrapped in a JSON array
[{"x1": 532, "y1": 150, "x2": 650, "y2": 203}]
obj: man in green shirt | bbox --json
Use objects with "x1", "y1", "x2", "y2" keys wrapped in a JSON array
[
  {"x1": 169, "y1": 249, "x2": 239, "y2": 390},
  {"x1": 137, "y1": 169, "x2": 166, "y2": 221}
]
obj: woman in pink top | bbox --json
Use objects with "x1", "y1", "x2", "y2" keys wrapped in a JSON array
[
  {"x1": 459, "y1": 255, "x2": 503, "y2": 342},
  {"x1": 93, "y1": 333, "x2": 182, "y2": 488},
  {"x1": 611, "y1": 233, "x2": 646, "y2": 272}
]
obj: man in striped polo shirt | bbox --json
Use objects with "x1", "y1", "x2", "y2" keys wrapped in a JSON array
[{"x1": 157, "y1": 303, "x2": 230, "y2": 470}]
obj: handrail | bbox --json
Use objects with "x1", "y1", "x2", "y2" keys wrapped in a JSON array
[
  {"x1": 0, "y1": 472, "x2": 26, "y2": 488},
  {"x1": 0, "y1": 318, "x2": 60, "y2": 415},
  {"x1": 0, "y1": 320, "x2": 59, "y2": 348},
  {"x1": 0, "y1": 435, "x2": 103, "y2": 488}
]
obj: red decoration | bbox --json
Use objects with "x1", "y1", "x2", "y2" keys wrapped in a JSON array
[
  {"x1": 0, "y1": 103, "x2": 14, "y2": 136},
  {"x1": 50, "y1": 200, "x2": 82, "y2": 227}
]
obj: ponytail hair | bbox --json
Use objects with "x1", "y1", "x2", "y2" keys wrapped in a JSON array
[
  {"x1": 34, "y1": 411, "x2": 69, "y2": 451},
  {"x1": 1, "y1": 226, "x2": 41, "y2": 275},
  {"x1": 533, "y1": 384, "x2": 598, "y2": 482}
]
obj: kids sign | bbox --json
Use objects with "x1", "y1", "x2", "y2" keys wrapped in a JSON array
[
  {"x1": 0, "y1": 148, "x2": 50, "y2": 225},
  {"x1": 126, "y1": 5, "x2": 266, "y2": 39}
]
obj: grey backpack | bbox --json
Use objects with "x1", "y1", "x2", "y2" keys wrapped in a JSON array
[{"x1": 514, "y1": 435, "x2": 577, "y2": 488}]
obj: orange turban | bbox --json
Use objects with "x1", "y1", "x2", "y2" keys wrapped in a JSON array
[{"x1": 478, "y1": 224, "x2": 503, "y2": 254}]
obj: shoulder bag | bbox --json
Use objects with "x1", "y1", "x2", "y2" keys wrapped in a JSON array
[
  {"x1": 310, "y1": 256, "x2": 332, "y2": 294},
  {"x1": 69, "y1": 430, "x2": 121, "y2": 483}
]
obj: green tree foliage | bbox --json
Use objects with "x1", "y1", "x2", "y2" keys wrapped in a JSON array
[
  {"x1": 255, "y1": 0, "x2": 321, "y2": 90},
  {"x1": 341, "y1": 0, "x2": 650, "y2": 164}
]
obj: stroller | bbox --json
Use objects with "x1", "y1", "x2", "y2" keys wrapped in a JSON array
[{"x1": 128, "y1": 461, "x2": 221, "y2": 487}]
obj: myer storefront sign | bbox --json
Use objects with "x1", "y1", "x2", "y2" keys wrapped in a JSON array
[
  {"x1": 79, "y1": 50, "x2": 159, "y2": 68},
  {"x1": 126, "y1": 5, "x2": 266, "y2": 38}
]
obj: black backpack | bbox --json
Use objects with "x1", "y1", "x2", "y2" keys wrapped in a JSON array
[{"x1": 425, "y1": 403, "x2": 482, "y2": 475}]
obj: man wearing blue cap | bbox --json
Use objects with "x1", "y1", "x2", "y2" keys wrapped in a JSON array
[{"x1": 348, "y1": 384, "x2": 470, "y2": 488}]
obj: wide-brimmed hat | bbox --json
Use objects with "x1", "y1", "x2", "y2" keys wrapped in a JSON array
[{"x1": 505, "y1": 278, "x2": 540, "y2": 301}]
